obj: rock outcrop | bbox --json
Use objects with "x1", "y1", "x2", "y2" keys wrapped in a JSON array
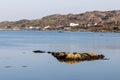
[
  {"x1": 50, "y1": 52, "x2": 104, "y2": 60},
  {"x1": 48, "y1": 52, "x2": 105, "y2": 64},
  {"x1": 33, "y1": 50, "x2": 106, "y2": 64}
]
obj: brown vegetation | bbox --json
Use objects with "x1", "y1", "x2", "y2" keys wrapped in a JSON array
[{"x1": 0, "y1": 10, "x2": 120, "y2": 32}]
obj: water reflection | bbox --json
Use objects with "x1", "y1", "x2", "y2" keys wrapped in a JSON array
[{"x1": 3, "y1": 66, "x2": 28, "y2": 68}]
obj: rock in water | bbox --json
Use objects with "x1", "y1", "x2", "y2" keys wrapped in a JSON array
[
  {"x1": 50, "y1": 52, "x2": 105, "y2": 60},
  {"x1": 33, "y1": 50, "x2": 45, "y2": 53}
]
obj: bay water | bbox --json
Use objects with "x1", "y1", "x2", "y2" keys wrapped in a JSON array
[{"x1": 0, "y1": 31, "x2": 120, "y2": 80}]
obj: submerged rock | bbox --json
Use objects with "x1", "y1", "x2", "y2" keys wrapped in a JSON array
[{"x1": 4, "y1": 66, "x2": 12, "y2": 68}]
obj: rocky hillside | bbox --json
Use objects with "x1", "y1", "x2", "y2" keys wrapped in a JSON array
[{"x1": 0, "y1": 10, "x2": 120, "y2": 32}]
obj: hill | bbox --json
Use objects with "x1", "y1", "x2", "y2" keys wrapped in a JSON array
[{"x1": 0, "y1": 10, "x2": 120, "y2": 32}]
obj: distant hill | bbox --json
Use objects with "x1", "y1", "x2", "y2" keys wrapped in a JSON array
[
  {"x1": 0, "y1": 10, "x2": 120, "y2": 32},
  {"x1": 41, "y1": 10, "x2": 120, "y2": 24}
]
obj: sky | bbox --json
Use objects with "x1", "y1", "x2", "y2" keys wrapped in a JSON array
[{"x1": 0, "y1": 0, "x2": 120, "y2": 21}]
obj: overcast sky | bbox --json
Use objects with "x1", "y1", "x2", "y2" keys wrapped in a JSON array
[{"x1": 0, "y1": 0, "x2": 120, "y2": 21}]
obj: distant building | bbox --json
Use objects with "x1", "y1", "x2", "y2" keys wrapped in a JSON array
[
  {"x1": 69, "y1": 23, "x2": 79, "y2": 27},
  {"x1": 44, "y1": 26, "x2": 50, "y2": 29},
  {"x1": 42, "y1": 26, "x2": 51, "y2": 30},
  {"x1": 25, "y1": 26, "x2": 38, "y2": 30},
  {"x1": 94, "y1": 22, "x2": 98, "y2": 26},
  {"x1": 29, "y1": 26, "x2": 34, "y2": 29},
  {"x1": 87, "y1": 23, "x2": 91, "y2": 27}
]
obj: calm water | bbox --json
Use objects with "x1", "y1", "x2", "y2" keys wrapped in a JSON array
[{"x1": 0, "y1": 30, "x2": 120, "y2": 80}]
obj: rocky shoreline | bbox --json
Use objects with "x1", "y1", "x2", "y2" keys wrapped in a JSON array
[{"x1": 0, "y1": 29, "x2": 120, "y2": 33}]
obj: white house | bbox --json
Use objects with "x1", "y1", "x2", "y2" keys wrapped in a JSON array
[
  {"x1": 69, "y1": 23, "x2": 79, "y2": 27},
  {"x1": 94, "y1": 23, "x2": 98, "y2": 26},
  {"x1": 29, "y1": 26, "x2": 34, "y2": 29},
  {"x1": 44, "y1": 26, "x2": 50, "y2": 29}
]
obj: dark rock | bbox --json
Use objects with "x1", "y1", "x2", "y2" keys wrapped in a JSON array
[
  {"x1": 47, "y1": 51, "x2": 52, "y2": 54},
  {"x1": 98, "y1": 54, "x2": 105, "y2": 59},
  {"x1": 113, "y1": 27, "x2": 119, "y2": 31},
  {"x1": 33, "y1": 50, "x2": 45, "y2": 53}
]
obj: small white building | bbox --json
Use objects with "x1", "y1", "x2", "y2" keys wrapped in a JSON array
[
  {"x1": 29, "y1": 26, "x2": 34, "y2": 29},
  {"x1": 69, "y1": 23, "x2": 79, "y2": 27},
  {"x1": 44, "y1": 26, "x2": 50, "y2": 29},
  {"x1": 94, "y1": 23, "x2": 98, "y2": 26}
]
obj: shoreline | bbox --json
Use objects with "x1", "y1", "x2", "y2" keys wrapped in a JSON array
[{"x1": 0, "y1": 29, "x2": 120, "y2": 33}]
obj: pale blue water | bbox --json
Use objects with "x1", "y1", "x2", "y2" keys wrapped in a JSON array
[{"x1": 0, "y1": 31, "x2": 120, "y2": 80}]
